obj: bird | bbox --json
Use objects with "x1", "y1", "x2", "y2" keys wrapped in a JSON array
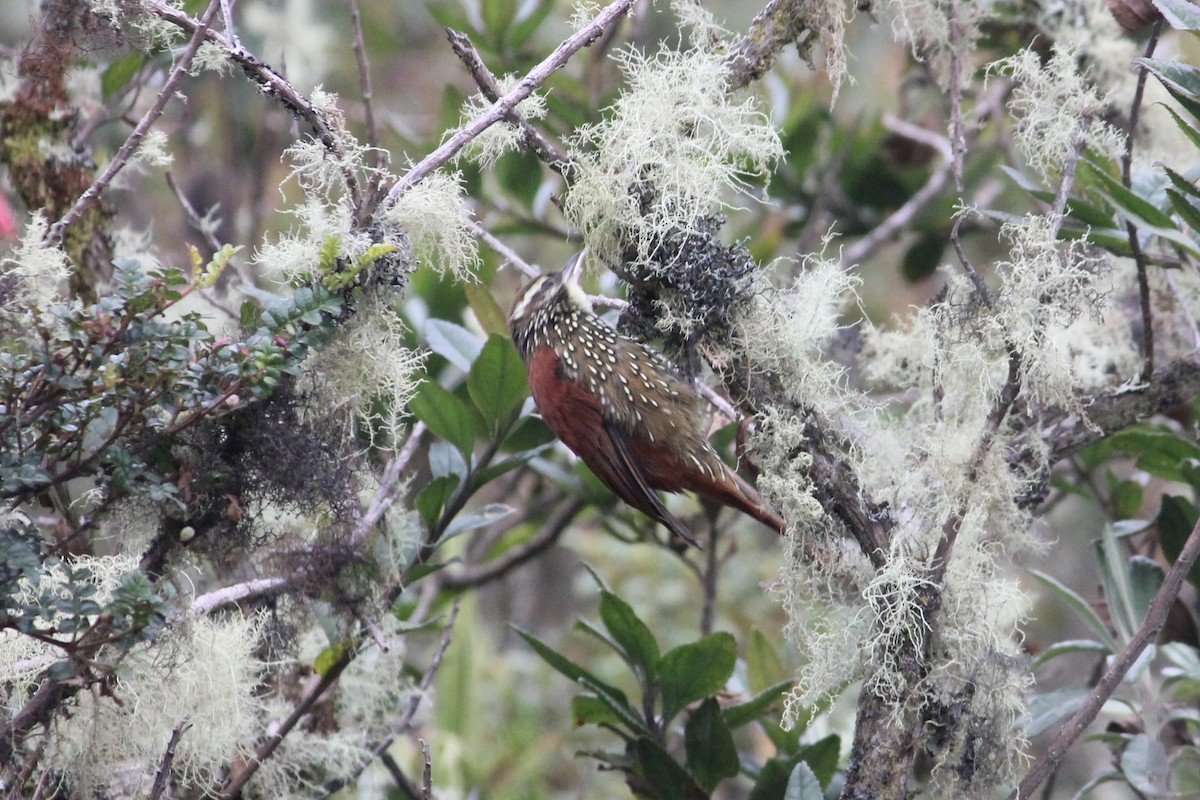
[{"x1": 508, "y1": 251, "x2": 786, "y2": 547}]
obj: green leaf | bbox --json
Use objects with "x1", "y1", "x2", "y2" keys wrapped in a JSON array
[
  {"x1": 416, "y1": 475, "x2": 459, "y2": 529},
  {"x1": 1029, "y1": 568, "x2": 1118, "y2": 651},
  {"x1": 1161, "y1": 105, "x2": 1200, "y2": 153},
  {"x1": 747, "y1": 628, "x2": 786, "y2": 693},
  {"x1": 1158, "y1": 495, "x2": 1200, "y2": 590},
  {"x1": 900, "y1": 232, "x2": 945, "y2": 283},
  {"x1": 599, "y1": 589, "x2": 660, "y2": 682},
  {"x1": 723, "y1": 680, "x2": 794, "y2": 729},
  {"x1": 442, "y1": 503, "x2": 514, "y2": 539},
  {"x1": 1095, "y1": 524, "x2": 1141, "y2": 640},
  {"x1": 1083, "y1": 157, "x2": 1200, "y2": 257},
  {"x1": 515, "y1": 627, "x2": 648, "y2": 736},
  {"x1": 1149, "y1": 0, "x2": 1200, "y2": 31},
  {"x1": 1128, "y1": 555, "x2": 1165, "y2": 624},
  {"x1": 1163, "y1": 167, "x2": 1200, "y2": 202},
  {"x1": 750, "y1": 757, "x2": 797, "y2": 800},
  {"x1": 496, "y1": 149, "x2": 544, "y2": 209},
  {"x1": 1121, "y1": 733, "x2": 1170, "y2": 795},
  {"x1": 635, "y1": 737, "x2": 691, "y2": 800},
  {"x1": 659, "y1": 632, "x2": 737, "y2": 723},
  {"x1": 794, "y1": 735, "x2": 842, "y2": 788},
  {"x1": 785, "y1": 762, "x2": 823, "y2": 800},
  {"x1": 482, "y1": 0, "x2": 516, "y2": 40},
  {"x1": 1026, "y1": 686, "x2": 1089, "y2": 736},
  {"x1": 426, "y1": 319, "x2": 484, "y2": 372},
  {"x1": 1031, "y1": 639, "x2": 1112, "y2": 671},
  {"x1": 409, "y1": 380, "x2": 475, "y2": 456},
  {"x1": 684, "y1": 698, "x2": 739, "y2": 793},
  {"x1": 1137, "y1": 58, "x2": 1200, "y2": 126},
  {"x1": 572, "y1": 694, "x2": 627, "y2": 731},
  {"x1": 313, "y1": 640, "x2": 352, "y2": 676},
  {"x1": 464, "y1": 281, "x2": 511, "y2": 339},
  {"x1": 1167, "y1": 188, "x2": 1200, "y2": 233},
  {"x1": 507, "y1": 0, "x2": 556, "y2": 48},
  {"x1": 1082, "y1": 425, "x2": 1200, "y2": 482},
  {"x1": 102, "y1": 54, "x2": 145, "y2": 100},
  {"x1": 467, "y1": 335, "x2": 528, "y2": 432}
]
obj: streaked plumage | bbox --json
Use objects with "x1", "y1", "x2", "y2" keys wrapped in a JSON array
[{"x1": 509, "y1": 253, "x2": 785, "y2": 546}]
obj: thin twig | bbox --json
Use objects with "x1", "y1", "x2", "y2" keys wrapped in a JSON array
[
  {"x1": 382, "y1": 0, "x2": 633, "y2": 208},
  {"x1": 379, "y1": 752, "x2": 422, "y2": 799},
  {"x1": 319, "y1": 601, "x2": 461, "y2": 797},
  {"x1": 421, "y1": 739, "x2": 432, "y2": 799},
  {"x1": 723, "y1": 0, "x2": 808, "y2": 91},
  {"x1": 468, "y1": 218, "x2": 540, "y2": 278},
  {"x1": 446, "y1": 29, "x2": 576, "y2": 180},
  {"x1": 1124, "y1": 21, "x2": 1163, "y2": 384},
  {"x1": 347, "y1": 0, "x2": 386, "y2": 214},
  {"x1": 45, "y1": 1, "x2": 222, "y2": 247},
  {"x1": 165, "y1": 172, "x2": 223, "y2": 253},
  {"x1": 220, "y1": 646, "x2": 356, "y2": 797},
  {"x1": 218, "y1": 0, "x2": 240, "y2": 49},
  {"x1": 146, "y1": 0, "x2": 363, "y2": 212},
  {"x1": 148, "y1": 720, "x2": 192, "y2": 800},
  {"x1": 440, "y1": 498, "x2": 584, "y2": 589},
  {"x1": 1012, "y1": 514, "x2": 1200, "y2": 799},
  {"x1": 352, "y1": 421, "x2": 428, "y2": 544}
]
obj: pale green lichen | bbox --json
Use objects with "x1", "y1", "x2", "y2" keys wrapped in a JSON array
[
  {"x1": 51, "y1": 615, "x2": 264, "y2": 798},
  {"x1": 304, "y1": 292, "x2": 426, "y2": 450},
  {"x1": 992, "y1": 42, "x2": 1125, "y2": 183},
  {"x1": 458, "y1": 75, "x2": 548, "y2": 168},
  {"x1": 381, "y1": 168, "x2": 479, "y2": 280},
  {"x1": 561, "y1": 22, "x2": 783, "y2": 271},
  {"x1": 0, "y1": 214, "x2": 70, "y2": 320}
]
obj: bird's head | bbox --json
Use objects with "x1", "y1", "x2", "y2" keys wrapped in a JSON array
[{"x1": 509, "y1": 250, "x2": 592, "y2": 356}]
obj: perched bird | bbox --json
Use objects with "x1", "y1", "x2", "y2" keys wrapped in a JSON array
[{"x1": 508, "y1": 252, "x2": 785, "y2": 546}]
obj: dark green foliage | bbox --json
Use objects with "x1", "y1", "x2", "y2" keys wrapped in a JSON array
[{"x1": 519, "y1": 577, "x2": 829, "y2": 800}]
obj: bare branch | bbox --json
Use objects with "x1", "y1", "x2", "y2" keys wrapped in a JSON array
[
  {"x1": 46, "y1": 1, "x2": 222, "y2": 247},
  {"x1": 439, "y1": 499, "x2": 584, "y2": 590},
  {"x1": 1012, "y1": 514, "x2": 1200, "y2": 799},
  {"x1": 319, "y1": 601, "x2": 461, "y2": 797},
  {"x1": 1123, "y1": 21, "x2": 1164, "y2": 384},
  {"x1": 723, "y1": 0, "x2": 809, "y2": 91},
  {"x1": 219, "y1": 645, "x2": 356, "y2": 797},
  {"x1": 145, "y1": 0, "x2": 363, "y2": 211},
  {"x1": 148, "y1": 720, "x2": 192, "y2": 800},
  {"x1": 468, "y1": 219, "x2": 540, "y2": 278},
  {"x1": 446, "y1": 29, "x2": 576, "y2": 180},
  {"x1": 382, "y1": 0, "x2": 633, "y2": 207}
]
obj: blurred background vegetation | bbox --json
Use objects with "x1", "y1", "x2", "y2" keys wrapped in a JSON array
[{"x1": 3, "y1": 1, "x2": 1200, "y2": 798}]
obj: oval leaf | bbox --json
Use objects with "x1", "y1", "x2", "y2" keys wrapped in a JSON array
[
  {"x1": 410, "y1": 381, "x2": 475, "y2": 456},
  {"x1": 659, "y1": 632, "x2": 737, "y2": 723},
  {"x1": 468, "y1": 335, "x2": 528, "y2": 432},
  {"x1": 684, "y1": 698, "x2": 739, "y2": 792}
]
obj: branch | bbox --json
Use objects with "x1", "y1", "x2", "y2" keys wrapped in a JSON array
[
  {"x1": 1123, "y1": 21, "x2": 1163, "y2": 384},
  {"x1": 319, "y1": 601, "x2": 461, "y2": 797},
  {"x1": 439, "y1": 498, "x2": 584, "y2": 590},
  {"x1": 45, "y1": 0, "x2": 221, "y2": 247},
  {"x1": 468, "y1": 218, "x2": 540, "y2": 278},
  {"x1": 148, "y1": 720, "x2": 192, "y2": 800},
  {"x1": 446, "y1": 29, "x2": 576, "y2": 180},
  {"x1": 219, "y1": 645, "x2": 356, "y2": 797},
  {"x1": 723, "y1": 0, "x2": 809, "y2": 91},
  {"x1": 1012, "y1": 514, "x2": 1200, "y2": 799},
  {"x1": 382, "y1": 0, "x2": 633, "y2": 207},
  {"x1": 145, "y1": 0, "x2": 363, "y2": 211}
]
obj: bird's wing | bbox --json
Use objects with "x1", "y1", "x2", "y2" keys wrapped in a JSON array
[{"x1": 602, "y1": 420, "x2": 701, "y2": 548}]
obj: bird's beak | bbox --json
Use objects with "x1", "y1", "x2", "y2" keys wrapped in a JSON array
[{"x1": 561, "y1": 248, "x2": 587, "y2": 287}]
